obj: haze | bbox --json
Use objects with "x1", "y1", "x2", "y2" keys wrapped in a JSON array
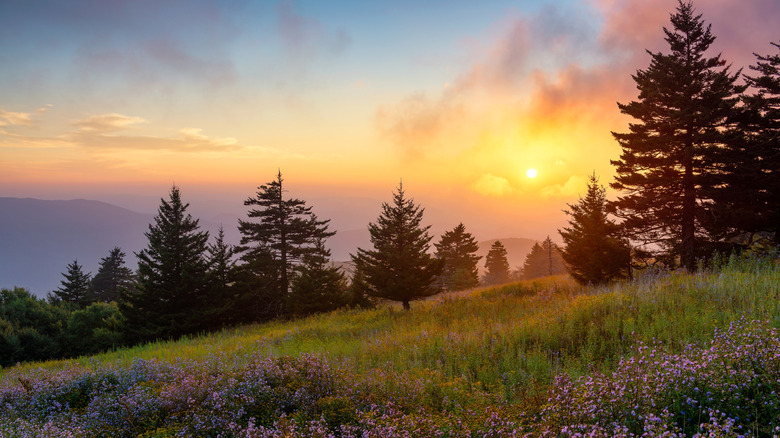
[{"x1": 2, "y1": 0, "x2": 779, "y2": 241}]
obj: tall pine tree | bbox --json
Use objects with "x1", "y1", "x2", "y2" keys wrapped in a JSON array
[
  {"x1": 609, "y1": 1, "x2": 743, "y2": 270},
  {"x1": 204, "y1": 226, "x2": 238, "y2": 328},
  {"x1": 90, "y1": 247, "x2": 135, "y2": 303},
  {"x1": 352, "y1": 182, "x2": 443, "y2": 310},
  {"x1": 237, "y1": 171, "x2": 335, "y2": 319},
  {"x1": 288, "y1": 237, "x2": 349, "y2": 316},
  {"x1": 435, "y1": 223, "x2": 481, "y2": 291},
  {"x1": 560, "y1": 174, "x2": 630, "y2": 285},
  {"x1": 522, "y1": 238, "x2": 567, "y2": 280},
  {"x1": 119, "y1": 185, "x2": 210, "y2": 343},
  {"x1": 482, "y1": 241, "x2": 510, "y2": 286}
]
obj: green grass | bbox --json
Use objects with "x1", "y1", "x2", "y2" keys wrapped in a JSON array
[{"x1": 4, "y1": 256, "x2": 779, "y2": 406}]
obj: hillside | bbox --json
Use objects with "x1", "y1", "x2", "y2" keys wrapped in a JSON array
[{"x1": 2, "y1": 256, "x2": 779, "y2": 436}]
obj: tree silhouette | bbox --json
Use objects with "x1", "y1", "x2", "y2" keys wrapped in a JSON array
[
  {"x1": 435, "y1": 223, "x2": 481, "y2": 291},
  {"x1": 352, "y1": 182, "x2": 443, "y2": 310},
  {"x1": 120, "y1": 185, "x2": 210, "y2": 343},
  {"x1": 53, "y1": 260, "x2": 92, "y2": 308},
  {"x1": 238, "y1": 171, "x2": 334, "y2": 319},
  {"x1": 90, "y1": 247, "x2": 134, "y2": 303},
  {"x1": 482, "y1": 241, "x2": 510, "y2": 286},
  {"x1": 610, "y1": 1, "x2": 743, "y2": 270},
  {"x1": 560, "y1": 174, "x2": 630, "y2": 285}
]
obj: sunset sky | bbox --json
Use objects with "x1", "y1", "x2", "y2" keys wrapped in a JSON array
[{"x1": 2, "y1": 0, "x2": 779, "y2": 241}]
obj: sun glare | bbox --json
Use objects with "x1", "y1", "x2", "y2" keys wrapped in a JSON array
[{"x1": 526, "y1": 168, "x2": 538, "y2": 178}]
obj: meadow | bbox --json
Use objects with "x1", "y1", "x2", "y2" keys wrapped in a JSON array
[{"x1": 1, "y1": 254, "x2": 779, "y2": 437}]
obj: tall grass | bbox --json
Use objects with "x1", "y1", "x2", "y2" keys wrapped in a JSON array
[{"x1": 5, "y1": 255, "x2": 778, "y2": 405}]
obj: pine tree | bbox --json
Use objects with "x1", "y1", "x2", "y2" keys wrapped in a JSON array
[
  {"x1": 352, "y1": 182, "x2": 443, "y2": 310},
  {"x1": 90, "y1": 247, "x2": 135, "y2": 303},
  {"x1": 53, "y1": 260, "x2": 92, "y2": 308},
  {"x1": 560, "y1": 174, "x2": 631, "y2": 285},
  {"x1": 435, "y1": 223, "x2": 481, "y2": 291},
  {"x1": 715, "y1": 41, "x2": 780, "y2": 247},
  {"x1": 609, "y1": 1, "x2": 744, "y2": 270},
  {"x1": 119, "y1": 185, "x2": 210, "y2": 343},
  {"x1": 522, "y1": 238, "x2": 567, "y2": 280},
  {"x1": 204, "y1": 226, "x2": 237, "y2": 328},
  {"x1": 482, "y1": 241, "x2": 510, "y2": 286},
  {"x1": 237, "y1": 171, "x2": 335, "y2": 320},
  {"x1": 288, "y1": 237, "x2": 349, "y2": 316}
]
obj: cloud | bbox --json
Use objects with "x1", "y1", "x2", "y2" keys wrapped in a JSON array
[
  {"x1": 73, "y1": 114, "x2": 146, "y2": 133},
  {"x1": 540, "y1": 175, "x2": 587, "y2": 199},
  {"x1": 472, "y1": 174, "x2": 514, "y2": 197},
  {"x1": 0, "y1": 110, "x2": 34, "y2": 126},
  {"x1": 70, "y1": 127, "x2": 242, "y2": 153}
]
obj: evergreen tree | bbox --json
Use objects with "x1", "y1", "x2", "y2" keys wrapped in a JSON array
[
  {"x1": 119, "y1": 185, "x2": 210, "y2": 343},
  {"x1": 90, "y1": 247, "x2": 135, "y2": 303},
  {"x1": 609, "y1": 1, "x2": 744, "y2": 270},
  {"x1": 237, "y1": 171, "x2": 335, "y2": 319},
  {"x1": 435, "y1": 223, "x2": 481, "y2": 291},
  {"x1": 482, "y1": 241, "x2": 510, "y2": 286},
  {"x1": 205, "y1": 226, "x2": 238, "y2": 328},
  {"x1": 352, "y1": 182, "x2": 443, "y2": 310},
  {"x1": 560, "y1": 174, "x2": 631, "y2": 285},
  {"x1": 53, "y1": 260, "x2": 92, "y2": 308},
  {"x1": 522, "y1": 237, "x2": 567, "y2": 280},
  {"x1": 715, "y1": 41, "x2": 780, "y2": 246},
  {"x1": 288, "y1": 237, "x2": 349, "y2": 316},
  {"x1": 346, "y1": 263, "x2": 375, "y2": 309}
]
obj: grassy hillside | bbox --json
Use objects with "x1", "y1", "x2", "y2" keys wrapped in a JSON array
[{"x1": 1, "y1": 255, "x2": 779, "y2": 436}]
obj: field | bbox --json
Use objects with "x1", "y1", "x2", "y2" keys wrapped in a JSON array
[{"x1": 1, "y1": 255, "x2": 780, "y2": 437}]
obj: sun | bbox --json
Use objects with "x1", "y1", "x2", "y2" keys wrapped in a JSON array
[{"x1": 526, "y1": 168, "x2": 538, "y2": 178}]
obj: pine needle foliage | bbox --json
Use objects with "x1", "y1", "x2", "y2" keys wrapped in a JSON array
[{"x1": 352, "y1": 182, "x2": 443, "y2": 310}]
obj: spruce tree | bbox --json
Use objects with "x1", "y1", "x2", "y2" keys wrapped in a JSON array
[
  {"x1": 205, "y1": 226, "x2": 237, "y2": 328},
  {"x1": 53, "y1": 260, "x2": 92, "y2": 308},
  {"x1": 435, "y1": 223, "x2": 481, "y2": 291},
  {"x1": 237, "y1": 171, "x2": 335, "y2": 319},
  {"x1": 482, "y1": 241, "x2": 510, "y2": 286},
  {"x1": 119, "y1": 185, "x2": 210, "y2": 343},
  {"x1": 609, "y1": 1, "x2": 744, "y2": 270},
  {"x1": 560, "y1": 174, "x2": 630, "y2": 285},
  {"x1": 288, "y1": 237, "x2": 349, "y2": 316},
  {"x1": 352, "y1": 182, "x2": 443, "y2": 310},
  {"x1": 715, "y1": 41, "x2": 780, "y2": 246},
  {"x1": 522, "y1": 238, "x2": 567, "y2": 280},
  {"x1": 90, "y1": 247, "x2": 135, "y2": 303}
]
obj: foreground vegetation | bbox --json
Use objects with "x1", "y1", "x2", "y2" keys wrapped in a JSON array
[{"x1": 1, "y1": 254, "x2": 779, "y2": 436}]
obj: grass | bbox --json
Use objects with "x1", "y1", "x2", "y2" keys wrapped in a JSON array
[
  {"x1": 6, "y1": 257, "x2": 779, "y2": 393},
  {"x1": 2, "y1": 255, "x2": 779, "y2": 436}
]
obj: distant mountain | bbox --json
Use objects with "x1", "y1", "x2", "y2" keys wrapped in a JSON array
[
  {"x1": 0, "y1": 198, "x2": 153, "y2": 296},
  {"x1": 0, "y1": 198, "x2": 244, "y2": 298}
]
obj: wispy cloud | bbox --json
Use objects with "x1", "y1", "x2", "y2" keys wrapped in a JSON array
[
  {"x1": 72, "y1": 114, "x2": 146, "y2": 133},
  {"x1": 0, "y1": 110, "x2": 34, "y2": 126},
  {"x1": 472, "y1": 174, "x2": 514, "y2": 197}
]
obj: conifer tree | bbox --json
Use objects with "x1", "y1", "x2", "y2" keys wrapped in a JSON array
[
  {"x1": 204, "y1": 226, "x2": 237, "y2": 328},
  {"x1": 609, "y1": 1, "x2": 744, "y2": 270},
  {"x1": 90, "y1": 247, "x2": 134, "y2": 303},
  {"x1": 352, "y1": 182, "x2": 443, "y2": 310},
  {"x1": 53, "y1": 260, "x2": 92, "y2": 308},
  {"x1": 435, "y1": 223, "x2": 481, "y2": 291},
  {"x1": 237, "y1": 171, "x2": 335, "y2": 319},
  {"x1": 119, "y1": 185, "x2": 210, "y2": 343},
  {"x1": 288, "y1": 237, "x2": 349, "y2": 316},
  {"x1": 715, "y1": 41, "x2": 780, "y2": 246},
  {"x1": 560, "y1": 174, "x2": 630, "y2": 285},
  {"x1": 522, "y1": 238, "x2": 567, "y2": 280},
  {"x1": 482, "y1": 241, "x2": 510, "y2": 286}
]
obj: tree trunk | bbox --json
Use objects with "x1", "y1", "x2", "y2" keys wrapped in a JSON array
[
  {"x1": 402, "y1": 300, "x2": 410, "y2": 311},
  {"x1": 682, "y1": 142, "x2": 696, "y2": 272}
]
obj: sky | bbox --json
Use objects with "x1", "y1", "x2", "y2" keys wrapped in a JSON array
[{"x1": 2, "y1": 0, "x2": 779, "y2": 241}]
